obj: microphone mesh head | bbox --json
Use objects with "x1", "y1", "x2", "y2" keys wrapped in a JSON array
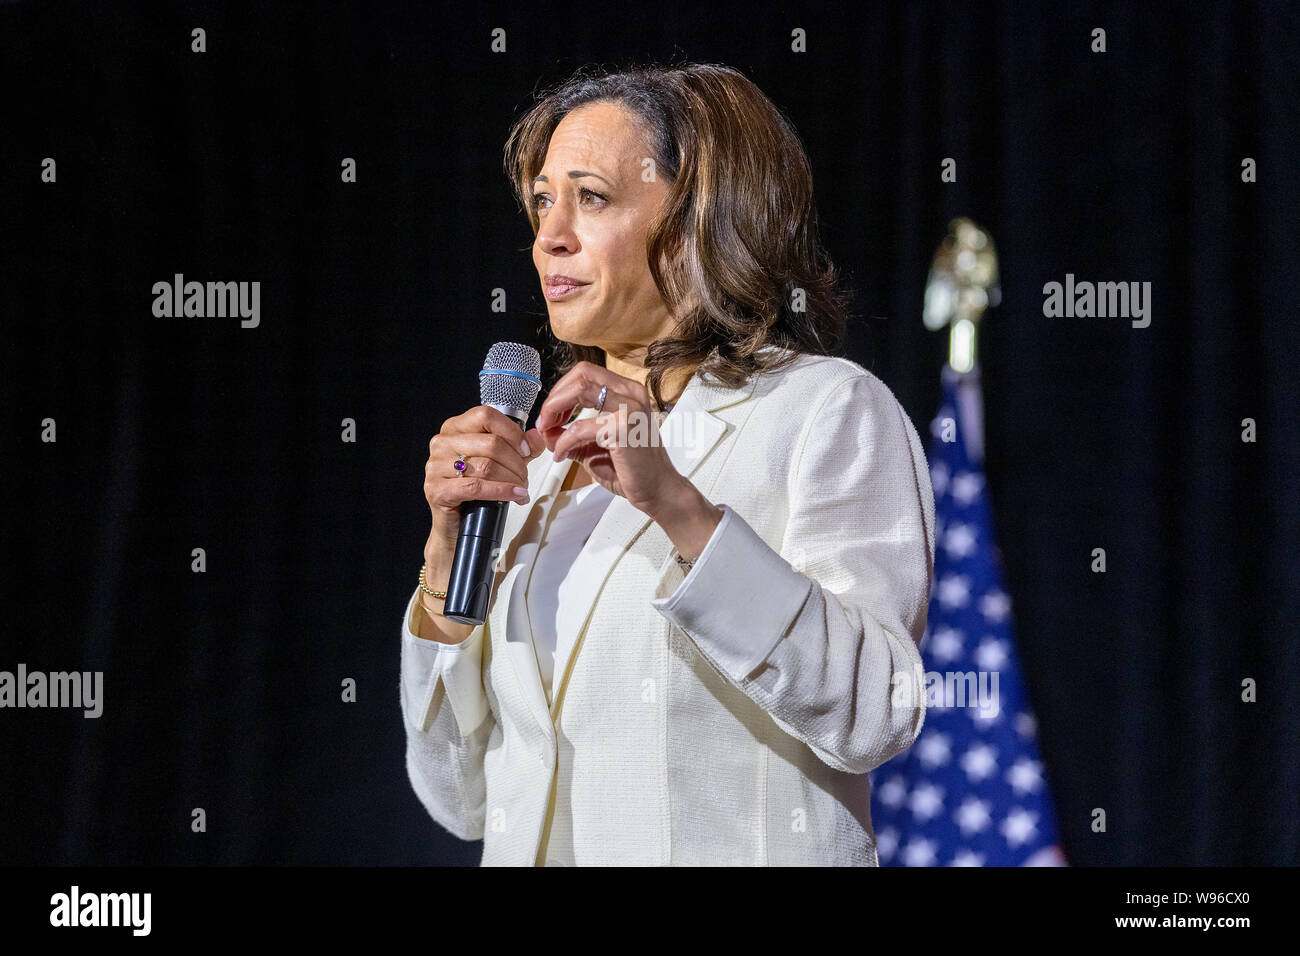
[{"x1": 479, "y1": 342, "x2": 543, "y2": 412}]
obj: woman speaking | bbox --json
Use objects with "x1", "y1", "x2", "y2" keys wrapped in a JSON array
[{"x1": 400, "y1": 62, "x2": 935, "y2": 866}]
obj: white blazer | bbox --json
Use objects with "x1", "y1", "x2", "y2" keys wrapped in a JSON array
[{"x1": 400, "y1": 348, "x2": 936, "y2": 865}]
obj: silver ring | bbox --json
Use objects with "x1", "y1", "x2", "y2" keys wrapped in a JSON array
[
  {"x1": 454, "y1": 454, "x2": 467, "y2": 477},
  {"x1": 595, "y1": 385, "x2": 608, "y2": 413}
]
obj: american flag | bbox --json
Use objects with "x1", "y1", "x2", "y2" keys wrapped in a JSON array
[{"x1": 868, "y1": 364, "x2": 1066, "y2": 866}]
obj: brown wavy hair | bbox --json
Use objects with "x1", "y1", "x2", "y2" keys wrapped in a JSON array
[{"x1": 503, "y1": 61, "x2": 851, "y2": 409}]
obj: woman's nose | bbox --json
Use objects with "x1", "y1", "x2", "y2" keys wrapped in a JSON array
[{"x1": 537, "y1": 202, "x2": 578, "y2": 256}]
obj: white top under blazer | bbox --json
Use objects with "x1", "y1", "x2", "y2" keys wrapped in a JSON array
[
  {"x1": 515, "y1": 482, "x2": 615, "y2": 702},
  {"x1": 400, "y1": 347, "x2": 937, "y2": 866}
]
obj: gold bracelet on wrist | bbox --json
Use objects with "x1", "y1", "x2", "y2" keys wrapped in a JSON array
[{"x1": 419, "y1": 561, "x2": 448, "y2": 600}]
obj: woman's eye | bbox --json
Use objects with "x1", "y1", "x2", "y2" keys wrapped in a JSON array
[{"x1": 531, "y1": 188, "x2": 605, "y2": 212}]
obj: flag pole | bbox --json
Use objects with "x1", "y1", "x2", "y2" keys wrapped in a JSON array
[{"x1": 923, "y1": 217, "x2": 1000, "y2": 464}]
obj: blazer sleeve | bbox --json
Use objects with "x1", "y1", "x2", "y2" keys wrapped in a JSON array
[
  {"x1": 650, "y1": 371, "x2": 936, "y2": 775},
  {"x1": 399, "y1": 585, "x2": 495, "y2": 840}
]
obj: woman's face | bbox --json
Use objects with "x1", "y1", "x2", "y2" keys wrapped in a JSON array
[{"x1": 531, "y1": 101, "x2": 675, "y2": 359}]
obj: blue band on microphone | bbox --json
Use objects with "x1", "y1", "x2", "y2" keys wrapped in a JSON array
[{"x1": 479, "y1": 367, "x2": 542, "y2": 386}]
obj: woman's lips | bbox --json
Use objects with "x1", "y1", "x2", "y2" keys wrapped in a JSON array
[{"x1": 544, "y1": 281, "x2": 588, "y2": 300}]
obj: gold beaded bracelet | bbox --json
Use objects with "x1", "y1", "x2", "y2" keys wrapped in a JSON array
[{"x1": 419, "y1": 562, "x2": 448, "y2": 600}]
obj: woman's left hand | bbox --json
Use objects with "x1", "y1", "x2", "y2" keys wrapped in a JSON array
[{"x1": 534, "y1": 361, "x2": 687, "y2": 519}]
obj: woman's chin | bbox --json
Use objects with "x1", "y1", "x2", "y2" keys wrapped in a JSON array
[{"x1": 548, "y1": 313, "x2": 596, "y2": 345}]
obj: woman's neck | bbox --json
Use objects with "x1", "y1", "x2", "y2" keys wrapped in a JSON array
[{"x1": 601, "y1": 354, "x2": 697, "y2": 412}]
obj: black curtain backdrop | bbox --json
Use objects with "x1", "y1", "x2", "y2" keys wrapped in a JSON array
[{"x1": 1, "y1": 0, "x2": 1295, "y2": 866}]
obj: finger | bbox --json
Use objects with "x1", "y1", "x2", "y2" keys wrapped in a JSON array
[
  {"x1": 443, "y1": 405, "x2": 530, "y2": 446},
  {"x1": 536, "y1": 384, "x2": 640, "y2": 453},
  {"x1": 521, "y1": 426, "x2": 545, "y2": 460},
  {"x1": 535, "y1": 362, "x2": 646, "y2": 434},
  {"x1": 427, "y1": 454, "x2": 526, "y2": 487},
  {"x1": 552, "y1": 415, "x2": 619, "y2": 462},
  {"x1": 538, "y1": 372, "x2": 640, "y2": 432},
  {"x1": 432, "y1": 431, "x2": 529, "y2": 485},
  {"x1": 440, "y1": 475, "x2": 532, "y2": 507}
]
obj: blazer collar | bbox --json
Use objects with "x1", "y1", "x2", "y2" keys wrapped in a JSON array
[{"x1": 495, "y1": 362, "x2": 761, "y2": 733}]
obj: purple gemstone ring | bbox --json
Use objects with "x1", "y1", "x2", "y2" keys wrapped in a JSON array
[{"x1": 454, "y1": 454, "x2": 467, "y2": 476}]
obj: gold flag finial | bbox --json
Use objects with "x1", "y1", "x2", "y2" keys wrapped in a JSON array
[{"x1": 923, "y1": 217, "x2": 1001, "y2": 373}]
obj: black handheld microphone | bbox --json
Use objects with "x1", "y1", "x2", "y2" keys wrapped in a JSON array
[{"x1": 442, "y1": 342, "x2": 543, "y2": 625}]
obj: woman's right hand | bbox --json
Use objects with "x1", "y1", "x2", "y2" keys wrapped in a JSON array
[{"x1": 424, "y1": 406, "x2": 545, "y2": 559}]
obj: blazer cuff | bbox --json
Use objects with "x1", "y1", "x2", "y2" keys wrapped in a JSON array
[
  {"x1": 650, "y1": 504, "x2": 813, "y2": 682},
  {"x1": 401, "y1": 586, "x2": 489, "y2": 735}
]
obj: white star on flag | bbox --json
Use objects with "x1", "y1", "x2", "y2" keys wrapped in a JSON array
[
  {"x1": 929, "y1": 626, "x2": 964, "y2": 664},
  {"x1": 917, "y1": 732, "x2": 953, "y2": 768},
  {"x1": 955, "y1": 797, "x2": 994, "y2": 835},
  {"x1": 876, "y1": 827, "x2": 899, "y2": 861},
  {"x1": 942, "y1": 521, "x2": 978, "y2": 559},
  {"x1": 930, "y1": 461, "x2": 950, "y2": 496},
  {"x1": 979, "y1": 590, "x2": 1012, "y2": 622},
  {"x1": 901, "y1": 837, "x2": 939, "y2": 866},
  {"x1": 974, "y1": 637, "x2": 1008, "y2": 670},
  {"x1": 1006, "y1": 757, "x2": 1044, "y2": 796},
  {"x1": 961, "y1": 743, "x2": 998, "y2": 782},
  {"x1": 950, "y1": 471, "x2": 984, "y2": 505},
  {"x1": 908, "y1": 783, "x2": 946, "y2": 822},
  {"x1": 877, "y1": 775, "x2": 907, "y2": 809},
  {"x1": 937, "y1": 574, "x2": 972, "y2": 609},
  {"x1": 1000, "y1": 808, "x2": 1039, "y2": 848}
]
